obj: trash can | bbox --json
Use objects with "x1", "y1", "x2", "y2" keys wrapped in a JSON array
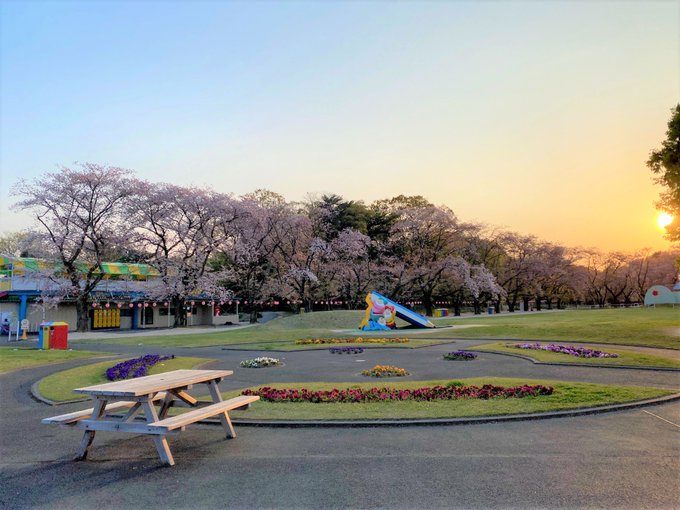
[
  {"x1": 49, "y1": 322, "x2": 69, "y2": 349},
  {"x1": 487, "y1": 307, "x2": 494, "y2": 315},
  {"x1": 38, "y1": 322, "x2": 51, "y2": 349}
]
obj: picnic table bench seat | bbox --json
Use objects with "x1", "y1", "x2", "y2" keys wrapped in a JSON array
[
  {"x1": 148, "y1": 395, "x2": 260, "y2": 434},
  {"x1": 42, "y1": 392, "x2": 168, "y2": 425}
]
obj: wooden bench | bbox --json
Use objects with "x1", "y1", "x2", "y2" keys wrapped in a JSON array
[
  {"x1": 42, "y1": 392, "x2": 168, "y2": 426},
  {"x1": 147, "y1": 395, "x2": 260, "y2": 437}
]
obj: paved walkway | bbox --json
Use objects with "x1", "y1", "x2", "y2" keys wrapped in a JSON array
[{"x1": 2, "y1": 335, "x2": 679, "y2": 509}]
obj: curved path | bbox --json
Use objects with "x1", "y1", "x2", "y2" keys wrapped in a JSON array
[{"x1": 1, "y1": 337, "x2": 679, "y2": 509}]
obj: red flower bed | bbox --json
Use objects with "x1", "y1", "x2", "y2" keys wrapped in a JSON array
[{"x1": 241, "y1": 384, "x2": 553, "y2": 403}]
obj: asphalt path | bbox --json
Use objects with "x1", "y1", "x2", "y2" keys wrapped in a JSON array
[{"x1": 1, "y1": 337, "x2": 679, "y2": 509}]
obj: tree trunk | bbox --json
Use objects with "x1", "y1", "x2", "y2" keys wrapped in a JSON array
[
  {"x1": 423, "y1": 293, "x2": 434, "y2": 317},
  {"x1": 473, "y1": 298, "x2": 481, "y2": 315},
  {"x1": 172, "y1": 297, "x2": 186, "y2": 327},
  {"x1": 249, "y1": 309, "x2": 258, "y2": 324},
  {"x1": 523, "y1": 297, "x2": 530, "y2": 312},
  {"x1": 535, "y1": 297, "x2": 542, "y2": 311},
  {"x1": 545, "y1": 298, "x2": 552, "y2": 310},
  {"x1": 76, "y1": 297, "x2": 90, "y2": 332},
  {"x1": 453, "y1": 302, "x2": 461, "y2": 316}
]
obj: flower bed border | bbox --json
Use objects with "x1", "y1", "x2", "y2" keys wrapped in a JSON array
[
  {"x1": 514, "y1": 342, "x2": 619, "y2": 358},
  {"x1": 361, "y1": 364, "x2": 410, "y2": 377},
  {"x1": 105, "y1": 354, "x2": 175, "y2": 381},
  {"x1": 443, "y1": 350, "x2": 477, "y2": 361},
  {"x1": 296, "y1": 337, "x2": 409, "y2": 345},
  {"x1": 329, "y1": 347, "x2": 364, "y2": 354},
  {"x1": 240, "y1": 357, "x2": 281, "y2": 368},
  {"x1": 242, "y1": 383, "x2": 554, "y2": 403}
]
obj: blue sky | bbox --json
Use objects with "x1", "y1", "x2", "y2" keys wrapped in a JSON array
[{"x1": 1, "y1": 1, "x2": 678, "y2": 251}]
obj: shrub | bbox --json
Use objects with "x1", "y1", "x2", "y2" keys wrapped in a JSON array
[
  {"x1": 240, "y1": 357, "x2": 281, "y2": 368},
  {"x1": 443, "y1": 351, "x2": 477, "y2": 361},
  {"x1": 361, "y1": 364, "x2": 409, "y2": 377},
  {"x1": 241, "y1": 384, "x2": 554, "y2": 403},
  {"x1": 105, "y1": 354, "x2": 175, "y2": 381}
]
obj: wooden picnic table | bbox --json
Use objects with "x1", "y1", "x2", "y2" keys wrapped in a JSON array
[{"x1": 42, "y1": 369, "x2": 259, "y2": 466}]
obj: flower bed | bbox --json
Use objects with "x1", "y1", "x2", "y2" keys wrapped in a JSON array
[
  {"x1": 296, "y1": 337, "x2": 409, "y2": 345},
  {"x1": 240, "y1": 357, "x2": 281, "y2": 368},
  {"x1": 361, "y1": 364, "x2": 409, "y2": 377},
  {"x1": 443, "y1": 350, "x2": 477, "y2": 361},
  {"x1": 241, "y1": 383, "x2": 554, "y2": 403},
  {"x1": 329, "y1": 347, "x2": 364, "y2": 354},
  {"x1": 514, "y1": 343, "x2": 619, "y2": 358},
  {"x1": 105, "y1": 354, "x2": 175, "y2": 381}
]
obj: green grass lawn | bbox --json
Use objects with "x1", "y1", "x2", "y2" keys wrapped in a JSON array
[
  {"x1": 74, "y1": 308, "x2": 679, "y2": 351},
  {"x1": 221, "y1": 377, "x2": 676, "y2": 420},
  {"x1": 37, "y1": 356, "x2": 213, "y2": 402},
  {"x1": 471, "y1": 342, "x2": 680, "y2": 369},
  {"x1": 425, "y1": 308, "x2": 680, "y2": 349},
  {"x1": 0, "y1": 347, "x2": 109, "y2": 374},
  {"x1": 78, "y1": 310, "x2": 428, "y2": 348}
]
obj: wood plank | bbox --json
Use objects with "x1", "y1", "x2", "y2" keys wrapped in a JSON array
[
  {"x1": 142, "y1": 399, "x2": 175, "y2": 466},
  {"x1": 74, "y1": 400, "x2": 106, "y2": 460},
  {"x1": 41, "y1": 392, "x2": 169, "y2": 425},
  {"x1": 171, "y1": 389, "x2": 198, "y2": 406},
  {"x1": 148, "y1": 396, "x2": 259, "y2": 432},
  {"x1": 207, "y1": 380, "x2": 235, "y2": 438},
  {"x1": 75, "y1": 419, "x2": 170, "y2": 435},
  {"x1": 73, "y1": 370, "x2": 233, "y2": 397}
]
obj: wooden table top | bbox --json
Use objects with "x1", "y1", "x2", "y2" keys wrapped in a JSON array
[{"x1": 73, "y1": 369, "x2": 234, "y2": 397}]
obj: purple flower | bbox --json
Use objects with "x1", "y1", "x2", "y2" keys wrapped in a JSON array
[
  {"x1": 105, "y1": 354, "x2": 174, "y2": 381},
  {"x1": 513, "y1": 343, "x2": 618, "y2": 358}
]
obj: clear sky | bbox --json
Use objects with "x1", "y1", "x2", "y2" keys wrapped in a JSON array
[{"x1": 1, "y1": 0, "x2": 678, "y2": 252}]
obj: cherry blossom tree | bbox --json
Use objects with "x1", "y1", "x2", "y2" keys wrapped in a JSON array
[
  {"x1": 127, "y1": 182, "x2": 237, "y2": 326},
  {"x1": 12, "y1": 164, "x2": 135, "y2": 331}
]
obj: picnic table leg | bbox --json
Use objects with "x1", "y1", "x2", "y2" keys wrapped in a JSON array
[
  {"x1": 207, "y1": 381, "x2": 236, "y2": 439},
  {"x1": 75, "y1": 399, "x2": 106, "y2": 461},
  {"x1": 141, "y1": 399, "x2": 175, "y2": 466}
]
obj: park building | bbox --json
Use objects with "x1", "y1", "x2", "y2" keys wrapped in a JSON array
[{"x1": 0, "y1": 256, "x2": 239, "y2": 336}]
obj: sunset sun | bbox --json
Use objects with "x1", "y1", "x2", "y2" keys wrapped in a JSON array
[{"x1": 657, "y1": 212, "x2": 673, "y2": 229}]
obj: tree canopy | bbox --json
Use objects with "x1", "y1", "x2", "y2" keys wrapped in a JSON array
[{"x1": 648, "y1": 104, "x2": 680, "y2": 241}]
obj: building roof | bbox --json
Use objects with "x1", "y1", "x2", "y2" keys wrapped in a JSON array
[{"x1": 0, "y1": 256, "x2": 160, "y2": 280}]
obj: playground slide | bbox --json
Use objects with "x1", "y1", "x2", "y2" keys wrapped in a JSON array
[{"x1": 361, "y1": 291, "x2": 435, "y2": 330}]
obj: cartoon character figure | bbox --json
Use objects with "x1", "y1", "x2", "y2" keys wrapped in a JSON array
[{"x1": 360, "y1": 293, "x2": 397, "y2": 331}]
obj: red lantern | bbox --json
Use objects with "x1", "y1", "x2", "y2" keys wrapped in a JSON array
[
  {"x1": 191, "y1": 301, "x2": 195, "y2": 306},
  {"x1": 117, "y1": 303, "x2": 122, "y2": 309},
  {"x1": 105, "y1": 303, "x2": 110, "y2": 308},
  {"x1": 92, "y1": 303, "x2": 97, "y2": 308},
  {"x1": 164, "y1": 301, "x2": 169, "y2": 306},
  {"x1": 152, "y1": 302, "x2": 157, "y2": 307},
  {"x1": 137, "y1": 303, "x2": 142, "y2": 308},
  {"x1": 201, "y1": 301, "x2": 206, "y2": 305},
  {"x1": 129, "y1": 303, "x2": 134, "y2": 308},
  {"x1": 228, "y1": 301, "x2": 232, "y2": 305},
  {"x1": 274, "y1": 301, "x2": 279, "y2": 305},
  {"x1": 144, "y1": 302, "x2": 148, "y2": 308}
]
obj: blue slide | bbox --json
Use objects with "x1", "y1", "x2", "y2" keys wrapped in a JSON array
[{"x1": 361, "y1": 291, "x2": 435, "y2": 330}]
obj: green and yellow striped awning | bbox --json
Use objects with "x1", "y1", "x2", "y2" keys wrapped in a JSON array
[{"x1": 0, "y1": 257, "x2": 160, "y2": 280}]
